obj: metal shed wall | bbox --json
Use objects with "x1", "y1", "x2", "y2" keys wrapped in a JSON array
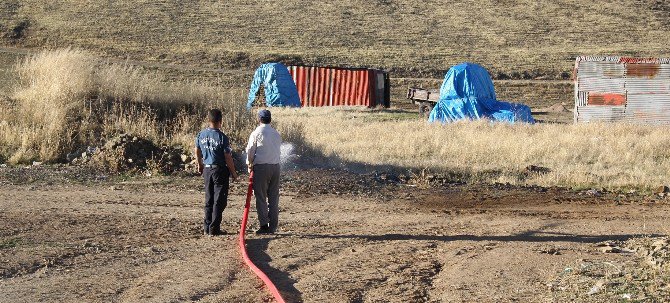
[
  {"x1": 287, "y1": 65, "x2": 390, "y2": 108},
  {"x1": 574, "y1": 56, "x2": 670, "y2": 124}
]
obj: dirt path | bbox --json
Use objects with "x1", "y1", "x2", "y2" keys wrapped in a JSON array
[{"x1": 1, "y1": 168, "x2": 668, "y2": 302}]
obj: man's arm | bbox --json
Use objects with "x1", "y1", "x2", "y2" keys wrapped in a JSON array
[
  {"x1": 245, "y1": 132, "x2": 257, "y2": 172},
  {"x1": 224, "y1": 153, "x2": 238, "y2": 181},
  {"x1": 195, "y1": 146, "x2": 204, "y2": 175}
]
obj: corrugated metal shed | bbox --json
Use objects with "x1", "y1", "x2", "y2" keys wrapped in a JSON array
[
  {"x1": 287, "y1": 65, "x2": 390, "y2": 108},
  {"x1": 575, "y1": 56, "x2": 670, "y2": 124}
]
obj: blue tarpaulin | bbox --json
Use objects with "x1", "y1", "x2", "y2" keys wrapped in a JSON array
[
  {"x1": 428, "y1": 63, "x2": 534, "y2": 124},
  {"x1": 247, "y1": 63, "x2": 302, "y2": 109}
]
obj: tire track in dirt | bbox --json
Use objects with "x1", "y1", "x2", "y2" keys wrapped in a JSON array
[
  {"x1": 287, "y1": 239, "x2": 444, "y2": 302},
  {"x1": 117, "y1": 237, "x2": 264, "y2": 303}
]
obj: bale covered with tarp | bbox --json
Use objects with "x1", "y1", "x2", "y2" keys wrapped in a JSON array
[
  {"x1": 247, "y1": 63, "x2": 302, "y2": 109},
  {"x1": 428, "y1": 63, "x2": 534, "y2": 123}
]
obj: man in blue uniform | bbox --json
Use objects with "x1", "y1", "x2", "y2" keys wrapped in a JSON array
[{"x1": 195, "y1": 109, "x2": 239, "y2": 236}]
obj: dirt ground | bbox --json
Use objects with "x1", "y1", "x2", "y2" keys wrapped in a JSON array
[{"x1": 1, "y1": 166, "x2": 669, "y2": 302}]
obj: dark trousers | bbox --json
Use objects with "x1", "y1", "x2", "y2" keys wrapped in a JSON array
[
  {"x1": 203, "y1": 166, "x2": 230, "y2": 234},
  {"x1": 253, "y1": 164, "x2": 281, "y2": 230}
]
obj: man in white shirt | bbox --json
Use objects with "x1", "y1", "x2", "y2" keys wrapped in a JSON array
[{"x1": 246, "y1": 109, "x2": 282, "y2": 234}]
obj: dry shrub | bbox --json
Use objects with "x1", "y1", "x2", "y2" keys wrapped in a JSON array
[
  {"x1": 0, "y1": 49, "x2": 255, "y2": 164},
  {"x1": 272, "y1": 107, "x2": 670, "y2": 190},
  {"x1": 8, "y1": 49, "x2": 95, "y2": 162}
]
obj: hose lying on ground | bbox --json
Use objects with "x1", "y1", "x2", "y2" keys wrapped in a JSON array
[{"x1": 238, "y1": 172, "x2": 286, "y2": 303}]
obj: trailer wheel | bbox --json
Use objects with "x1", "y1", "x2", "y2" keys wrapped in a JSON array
[{"x1": 419, "y1": 102, "x2": 434, "y2": 117}]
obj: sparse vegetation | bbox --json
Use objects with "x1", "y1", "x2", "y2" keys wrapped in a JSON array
[
  {"x1": 547, "y1": 237, "x2": 670, "y2": 302},
  {"x1": 0, "y1": 49, "x2": 255, "y2": 164}
]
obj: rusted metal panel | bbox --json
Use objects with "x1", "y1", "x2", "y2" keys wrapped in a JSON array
[
  {"x1": 345, "y1": 69, "x2": 354, "y2": 106},
  {"x1": 312, "y1": 67, "x2": 323, "y2": 107},
  {"x1": 361, "y1": 70, "x2": 371, "y2": 106},
  {"x1": 332, "y1": 69, "x2": 342, "y2": 106},
  {"x1": 627, "y1": 63, "x2": 660, "y2": 78},
  {"x1": 346, "y1": 69, "x2": 354, "y2": 106},
  {"x1": 354, "y1": 70, "x2": 362, "y2": 106},
  {"x1": 355, "y1": 70, "x2": 364, "y2": 106},
  {"x1": 300, "y1": 67, "x2": 308, "y2": 104},
  {"x1": 291, "y1": 66, "x2": 309, "y2": 106},
  {"x1": 287, "y1": 65, "x2": 389, "y2": 108},
  {"x1": 588, "y1": 93, "x2": 626, "y2": 106},
  {"x1": 312, "y1": 67, "x2": 319, "y2": 106},
  {"x1": 575, "y1": 56, "x2": 670, "y2": 124}
]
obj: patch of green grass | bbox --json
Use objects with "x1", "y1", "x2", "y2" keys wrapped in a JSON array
[{"x1": 0, "y1": 237, "x2": 22, "y2": 249}]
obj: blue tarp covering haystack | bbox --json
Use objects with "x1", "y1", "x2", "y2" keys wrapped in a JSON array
[
  {"x1": 428, "y1": 63, "x2": 534, "y2": 123},
  {"x1": 247, "y1": 63, "x2": 302, "y2": 109}
]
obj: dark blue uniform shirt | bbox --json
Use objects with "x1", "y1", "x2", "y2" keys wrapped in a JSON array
[{"x1": 196, "y1": 128, "x2": 232, "y2": 166}]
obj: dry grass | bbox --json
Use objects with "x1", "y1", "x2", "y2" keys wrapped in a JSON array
[
  {"x1": 0, "y1": 49, "x2": 254, "y2": 164},
  {"x1": 273, "y1": 107, "x2": 670, "y2": 190},
  {"x1": 0, "y1": 48, "x2": 667, "y2": 189},
  {"x1": 2, "y1": 0, "x2": 670, "y2": 79}
]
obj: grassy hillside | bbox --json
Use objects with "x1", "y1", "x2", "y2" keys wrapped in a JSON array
[{"x1": 2, "y1": 0, "x2": 670, "y2": 79}]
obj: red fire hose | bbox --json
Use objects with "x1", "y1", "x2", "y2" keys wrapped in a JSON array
[{"x1": 238, "y1": 172, "x2": 286, "y2": 303}]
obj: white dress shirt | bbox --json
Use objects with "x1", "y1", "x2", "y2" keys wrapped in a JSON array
[{"x1": 246, "y1": 124, "x2": 282, "y2": 166}]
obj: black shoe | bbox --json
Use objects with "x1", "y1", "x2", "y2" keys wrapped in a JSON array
[
  {"x1": 210, "y1": 229, "x2": 225, "y2": 236},
  {"x1": 203, "y1": 229, "x2": 210, "y2": 236},
  {"x1": 255, "y1": 225, "x2": 272, "y2": 234}
]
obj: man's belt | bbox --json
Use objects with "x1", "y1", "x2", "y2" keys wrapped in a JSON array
[{"x1": 205, "y1": 164, "x2": 220, "y2": 168}]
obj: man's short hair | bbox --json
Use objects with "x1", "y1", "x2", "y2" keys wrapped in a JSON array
[
  {"x1": 208, "y1": 109, "x2": 222, "y2": 123},
  {"x1": 258, "y1": 109, "x2": 271, "y2": 124}
]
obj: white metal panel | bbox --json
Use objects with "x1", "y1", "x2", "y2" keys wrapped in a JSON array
[
  {"x1": 578, "y1": 77, "x2": 626, "y2": 94},
  {"x1": 626, "y1": 78, "x2": 670, "y2": 94},
  {"x1": 627, "y1": 94, "x2": 670, "y2": 110},
  {"x1": 576, "y1": 106, "x2": 625, "y2": 123},
  {"x1": 578, "y1": 61, "x2": 625, "y2": 78}
]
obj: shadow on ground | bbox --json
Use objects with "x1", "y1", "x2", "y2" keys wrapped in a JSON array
[
  {"x1": 246, "y1": 238, "x2": 304, "y2": 302},
  {"x1": 282, "y1": 120, "x2": 513, "y2": 184},
  {"x1": 291, "y1": 232, "x2": 662, "y2": 244},
  {"x1": 257, "y1": 221, "x2": 663, "y2": 245}
]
